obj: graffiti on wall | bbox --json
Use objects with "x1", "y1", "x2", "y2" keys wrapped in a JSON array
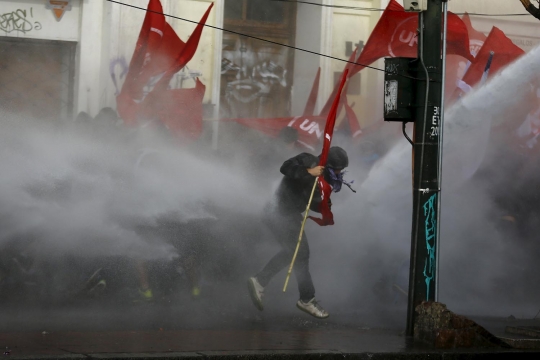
[
  {"x1": 221, "y1": 36, "x2": 290, "y2": 118},
  {"x1": 423, "y1": 193, "x2": 437, "y2": 300},
  {"x1": 0, "y1": 8, "x2": 42, "y2": 34}
]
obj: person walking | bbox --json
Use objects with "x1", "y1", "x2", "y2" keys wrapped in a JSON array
[{"x1": 247, "y1": 146, "x2": 350, "y2": 319}]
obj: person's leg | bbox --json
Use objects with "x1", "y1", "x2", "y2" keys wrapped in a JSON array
[
  {"x1": 252, "y1": 213, "x2": 315, "y2": 297},
  {"x1": 254, "y1": 212, "x2": 300, "y2": 286},
  {"x1": 255, "y1": 248, "x2": 290, "y2": 287},
  {"x1": 291, "y1": 237, "x2": 315, "y2": 302}
]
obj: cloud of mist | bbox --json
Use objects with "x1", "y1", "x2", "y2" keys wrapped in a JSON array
[
  {"x1": 0, "y1": 113, "x2": 268, "y2": 264},
  {"x1": 300, "y1": 44, "x2": 540, "y2": 320}
]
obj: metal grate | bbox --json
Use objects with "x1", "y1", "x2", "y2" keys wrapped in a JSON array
[{"x1": 0, "y1": 36, "x2": 76, "y2": 121}]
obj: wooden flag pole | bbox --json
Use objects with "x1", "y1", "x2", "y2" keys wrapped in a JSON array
[{"x1": 283, "y1": 177, "x2": 318, "y2": 292}]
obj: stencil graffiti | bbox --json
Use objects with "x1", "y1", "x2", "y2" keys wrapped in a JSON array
[
  {"x1": 0, "y1": 8, "x2": 42, "y2": 34},
  {"x1": 221, "y1": 36, "x2": 289, "y2": 118},
  {"x1": 423, "y1": 193, "x2": 437, "y2": 300}
]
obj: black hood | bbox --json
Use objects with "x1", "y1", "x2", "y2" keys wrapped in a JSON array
[{"x1": 324, "y1": 146, "x2": 348, "y2": 170}]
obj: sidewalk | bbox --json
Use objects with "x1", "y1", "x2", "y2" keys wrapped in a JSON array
[{"x1": 2, "y1": 312, "x2": 540, "y2": 359}]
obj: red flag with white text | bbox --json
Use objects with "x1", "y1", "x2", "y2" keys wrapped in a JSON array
[
  {"x1": 230, "y1": 116, "x2": 327, "y2": 150},
  {"x1": 349, "y1": 0, "x2": 472, "y2": 78}
]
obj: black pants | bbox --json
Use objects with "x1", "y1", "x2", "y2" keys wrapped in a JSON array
[{"x1": 255, "y1": 210, "x2": 315, "y2": 301}]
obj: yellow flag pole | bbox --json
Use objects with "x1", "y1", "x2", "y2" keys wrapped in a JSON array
[{"x1": 283, "y1": 176, "x2": 319, "y2": 292}]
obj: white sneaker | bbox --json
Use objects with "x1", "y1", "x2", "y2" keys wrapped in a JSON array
[
  {"x1": 247, "y1": 277, "x2": 264, "y2": 311},
  {"x1": 296, "y1": 298, "x2": 329, "y2": 319}
]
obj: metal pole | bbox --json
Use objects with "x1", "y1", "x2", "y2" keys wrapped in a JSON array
[
  {"x1": 436, "y1": 0, "x2": 448, "y2": 303},
  {"x1": 406, "y1": 0, "x2": 444, "y2": 337}
]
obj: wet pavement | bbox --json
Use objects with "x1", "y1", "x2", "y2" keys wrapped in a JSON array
[
  {"x1": 0, "y1": 279, "x2": 539, "y2": 359},
  {"x1": 1, "y1": 304, "x2": 540, "y2": 359}
]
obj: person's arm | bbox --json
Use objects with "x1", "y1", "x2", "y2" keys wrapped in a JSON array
[
  {"x1": 521, "y1": 0, "x2": 540, "y2": 20},
  {"x1": 280, "y1": 153, "x2": 323, "y2": 179}
]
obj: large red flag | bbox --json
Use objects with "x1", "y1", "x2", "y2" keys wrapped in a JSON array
[
  {"x1": 308, "y1": 70, "x2": 349, "y2": 227},
  {"x1": 349, "y1": 0, "x2": 472, "y2": 78},
  {"x1": 144, "y1": 3, "x2": 213, "y2": 101},
  {"x1": 116, "y1": 0, "x2": 166, "y2": 125},
  {"x1": 459, "y1": 27, "x2": 524, "y2": 92},
  {"x1": 116, "y1": 0, "x2": 211, "y2": 142},
  {"x1": 462, "y1": 13, "x2": 487, "y2": 57},
  {"x1": 157, "y1": 78, "x2": 206, "y2": 141},
  {"x1": 445, "y1": 14, "x2": 487, "y2": 104},
  {"x1": 337, "y1": 101, "x2": 362, "y2": 140},
  {"x1": 320, "y1": 47, "x2": 358, "y2": 116},
  {"x1": 230, "y1": 116, "x2": 327, "y2": 150}
]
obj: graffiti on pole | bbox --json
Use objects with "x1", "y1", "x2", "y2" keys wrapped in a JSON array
[{"x1": 423, "y1": 193, "x2": 437, "y2": 300}]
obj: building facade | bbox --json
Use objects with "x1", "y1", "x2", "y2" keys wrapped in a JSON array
[{"x1": 0, "y1": 0, "x2": 538, "y2": 132}]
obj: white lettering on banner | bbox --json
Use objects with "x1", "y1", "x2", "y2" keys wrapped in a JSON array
[
  {"x1": 310, "y1": 123, "x2": 323, "y2": 138},
  {"x1": 288, "y1": 116, "x2": 301, "y2": 127},
  {"x1": 150, "y1": 27, "x2": 163, "y2": 37},
  {"x1": 325, "y1": 134, "x2": 331, "y2": 141},
  {"x1": 388, "y1": 17, "x2": 417, "y2": 57},
  {"x1": 299, "y1": 119, "x2": 323, "y2": 139},
  {"x1": 299, "y1": 119, "x2": 311, "y2": 131}
]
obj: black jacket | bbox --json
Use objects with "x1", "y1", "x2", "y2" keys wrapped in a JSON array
[{"x1": 274, "y1": 152, "x2": 322, "y2": 214}]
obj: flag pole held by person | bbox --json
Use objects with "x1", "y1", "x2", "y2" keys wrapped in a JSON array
[{"x1": 282, "y1": 69, "x2": 350, "y2": 293}]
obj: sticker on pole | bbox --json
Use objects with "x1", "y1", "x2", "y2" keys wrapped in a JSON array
[
  {"x1": 384, "y1": 80, "x2": 398, "y2": 115},
  {"x1": 46, "y1": 0, "x2": 72, "y2": 21}
]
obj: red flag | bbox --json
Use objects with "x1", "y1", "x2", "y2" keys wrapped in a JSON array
[
  {"x1": 339, "y1": 101, "x2": 362, "y2": 140},
  {"x1": 308, "y1": 70, "x2": 349, "y2": 227},
  {"x1": 320, "y1": 47, "x2": 358, "y2": 116},
  {"x1": 157, "y1": 78, "x2": 206, "y2": 141},
  {"x1": 349, "y1": 0, "x2": 472, "y2": 78},
  {"x1": 459, "y1": 27, "x2": 524, "y2": 92},
  {"x1": 462, "y1": 13, "x2": 487, "y2": 57},
  {"x1": 229, "y1": 116, "x2": 327, "y2": 150},
  {"x1": 445, "y1": 14, "x2": 487, "y2": 104},
  {"x1": 303, "y1": 68, "x2": 321, "y2": 116},
  {"x1": 116, "y1": 0, "x2": 166, "y2": 125},
  {"x1": 145, "y1": 3, "x2": 213, "y2": 100}
]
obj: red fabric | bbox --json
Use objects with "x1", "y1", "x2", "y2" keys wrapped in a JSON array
[
  {"x1": 445, "y1": 14, "x2": 487, "y2": 105},
  {"x1": 158, "y1": 78, "x2": 206, "y2": 140},
  {"x1": 116, "y1": 0, "x2": 166, "y2": 124},
  {"x1": 349, "y1": 0, "x2": 472, "y2": 78},
  {"x1": 320, "y1": 47, "x2": 358, "y2": 116},
  {"x1": 303, "y1": 68, "x2": 321, "y2": 116},
  {"x1": 462, "y1": 13, "x2": 487, "y2": 57},
  {"x1": 145, "y1": 3, "x2": 213, "y2": 99},
  {"x1": 459, "y1": 27, "x2": 524, "y2": 91},
  {"x1": 117, "y1": 1, "x2": 211, "y2": 142},
  {"x1": 117, "y1": 22, "x2": 186, "y2": 125},
  {"x1": 343, "y1": 101, "x2": 362, "y2": 140},
  {"x1": 230, "y1": 116, "x2": 328, "y2": 150},
  {"x1": 308, "y1": 70, "x2": 349, "y2": 227}
]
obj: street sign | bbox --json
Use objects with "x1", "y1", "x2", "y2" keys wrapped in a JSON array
[{"x1": 45, "y1": 0, "x2": 72, "y2": 21}]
